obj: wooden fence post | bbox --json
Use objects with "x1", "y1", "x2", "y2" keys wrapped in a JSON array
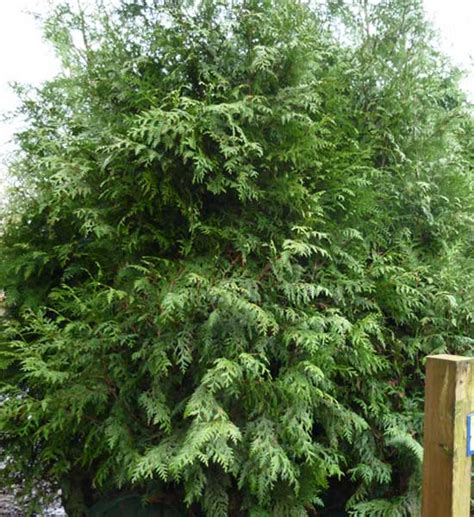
[{"x1": 422, "y1": 354, "x2": 474, "y2": 516}]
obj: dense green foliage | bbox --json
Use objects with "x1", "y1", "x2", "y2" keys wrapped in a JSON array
[{"x1": 0, "y1": 0, "x2": 473, "y2": 515}]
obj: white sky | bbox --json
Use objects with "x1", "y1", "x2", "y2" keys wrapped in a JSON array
[{"x1": 0, "y1": 0, "x2": 473, "y2": 190}]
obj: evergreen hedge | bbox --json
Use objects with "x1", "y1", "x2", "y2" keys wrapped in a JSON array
[{"x1": 0, "y1": 0, "x2": 473, "y2": 515}]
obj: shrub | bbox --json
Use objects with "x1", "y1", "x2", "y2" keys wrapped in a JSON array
[{"x1": 0, "y1": 1, "x2": 472, "y2": 515}]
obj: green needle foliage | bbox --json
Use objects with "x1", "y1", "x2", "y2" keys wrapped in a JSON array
[{"x1": 0, "y1": 0, "x2": 473, "y2": 515}]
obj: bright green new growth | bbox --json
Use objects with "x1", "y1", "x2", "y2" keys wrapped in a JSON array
[{"x1": 0, "y1": 0, "x2": 473, "y2": 515}]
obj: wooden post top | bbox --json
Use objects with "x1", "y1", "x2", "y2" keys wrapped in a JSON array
[{"x1": 426, "y1": 354, "x2": 474, "y2": 362}]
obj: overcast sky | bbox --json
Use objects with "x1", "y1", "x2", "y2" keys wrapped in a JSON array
[{"x1": 0, "y1": 0, "x2": 473, "y2": 188}]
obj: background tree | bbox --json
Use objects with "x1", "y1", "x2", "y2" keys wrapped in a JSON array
[{"x1": 0, "y1": 0, "x2": 472, "y2": 515}]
